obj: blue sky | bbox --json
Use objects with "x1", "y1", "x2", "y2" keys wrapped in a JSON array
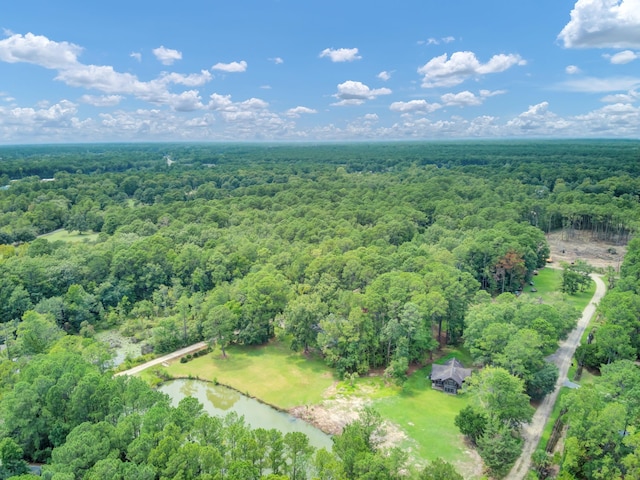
[{"x1": 1, "y1": 0, "x2": 639, "y2": 143}]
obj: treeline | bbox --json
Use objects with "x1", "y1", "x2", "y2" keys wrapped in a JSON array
[
  {"x1": 0, "y1": 338, "x2": 462, "y2": 480},
  {"x1": 576, "y1": 237, "x2": 640, "y2": 369}
]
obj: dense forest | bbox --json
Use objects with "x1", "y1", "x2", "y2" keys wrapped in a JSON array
[{"x1": 1, "y1": 141, "x2": 640, "y2": 479}]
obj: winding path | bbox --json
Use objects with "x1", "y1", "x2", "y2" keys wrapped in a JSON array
[
  {"x1": 506, "y1": 274, "x2": 606, "y2": 479},
  {"x1": 114, "y1": 341, "x2": 208, "y2": 377}
]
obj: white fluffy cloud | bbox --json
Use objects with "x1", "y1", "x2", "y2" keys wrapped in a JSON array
[
  {"x1": 159, "y1": 70, "x2": 212, "y2": 86},
  {"x1": 212, "y1": 60, "x2": 247, "y2": 73},
  {"x1": 0, "y1": 32, "x2": 80, "y2": 69},
  {"x1": 418, "y1": 51, "x2": 526, "y2": 88},
  {"x1": 605, "y1": 50, "x2": 639, "y2": 63},
  {"x1": 389, "y1": 99, "x2": 441, "y2": 114},
  {"x1": 270, "y1": 57, "x2": 284, "y2": 64},
  {"x1": 152, "y1": 46, "x2": 182, "y2": 65},
  {"x1": 566, "y1": 65, "x2": 582, "y2": 74},
  {"x1": 601, "y1": 89, "x2": 639, "y2": 102},
  {"x1": 441, "y1": 89, "x2": 505, "y2": 107},
  {"x1": 0, "y1": 32, "x2": 215, "y2": 111},
  {"x1": 377, "y1": 71, "x2": 392, "y2": 81},
  {"x1": 80, "y1": 95, "x2": 123, "y2": 107},
  {"x1": 130, "y1": 52, "x2": 142, "y2": 62},
  {"x1": 332, "y1": 80, "x2": 391, "y2": 106},
  {"x1": 319, "y1": 48, "x2": 361, "y2": 62},
  {"x1": 285, "y1": 106, "x2": 317, "y2": 117},
  {"x1": 505, "y1": 102, "x2": 572, "y2": 134},
  {"x1": 559, "y1": 0, "x2": 640, "y2": 48}
]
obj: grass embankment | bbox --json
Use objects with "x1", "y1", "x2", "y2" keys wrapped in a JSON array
[
  {"x1": 39, "y1": 229, "x2": 99, "y2": 243},
  {"x1": 164, "y1": 340, "x2": 334, "y2": 409}
]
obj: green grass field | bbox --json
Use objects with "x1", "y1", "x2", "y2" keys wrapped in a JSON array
[
  {"x1": 39, "y1": 229, "x2": 99, "y2": 243},
  {"x1": 161, "y1": 341, "x2": 477, "y2": 473},
  {"x1": 164, "y1": 340, "x2": 335, "y2": 409},
  {"x1": 527, "y1": 267, "x2": 595, "y2": 312},
  {"x1": 373, "y1": 350, "x2": 473, "y2": 466}
]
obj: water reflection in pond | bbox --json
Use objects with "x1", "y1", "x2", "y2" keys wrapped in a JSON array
[{"x1": 159, "y1": 379, "x2": 332, "y2": 451}]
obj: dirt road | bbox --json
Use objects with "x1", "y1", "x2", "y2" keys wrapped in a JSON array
[
  {"x1": 114, "y1": 341, "x2": 208, "y2": 377},
  {"x1": 506, "y1": 274, "x2": 606, "y2": 479}
]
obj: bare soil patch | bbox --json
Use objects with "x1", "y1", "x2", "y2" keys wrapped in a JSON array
[
  {"x1": 546, "y1": 229, "x2": 626, "y2": 270},
  {"x1": 289, "y1": 382, "x2": 407, "y2": 450}
]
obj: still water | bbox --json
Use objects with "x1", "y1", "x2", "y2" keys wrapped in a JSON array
[{"x1": 158, "y1": 379, "x2": 333, "y2": 451}]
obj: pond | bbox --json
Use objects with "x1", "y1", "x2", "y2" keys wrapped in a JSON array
[{"x1": 158, "y1": 379, "x2": 333, "y2": 451}]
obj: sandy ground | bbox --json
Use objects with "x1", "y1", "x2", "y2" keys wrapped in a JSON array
[
  {"x1": 289, "y1": 383, "x2": 407, "y2": 449},
  {"x1": 546, "y1": 229, "x2": 626, "y2": 270}
]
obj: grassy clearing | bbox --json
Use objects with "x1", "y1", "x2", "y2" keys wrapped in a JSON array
[
  {"x1": 161, "y1": 341, "x2": 476, "y2": 471},
  {"x1": 164, "y1": 340, "x2": 335, "y2": 409},
  {"x1": 526, "y1": 267, "x2": 595, "y2": 312},
  {"x1": 373, "y1": 348, "x2": 473, "y2": 465},
  {"x1": 39, "y1": 229, "x2": 99, "y2": 243}
]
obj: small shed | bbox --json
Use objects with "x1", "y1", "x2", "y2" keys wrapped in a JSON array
[{"x1": 430, "y1": 358, "x2": 472, "y2": 394}]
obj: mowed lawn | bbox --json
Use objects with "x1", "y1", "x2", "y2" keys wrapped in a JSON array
[
  {"x1": 164, "y1": 340, "x2": 335, "y2": 409},
  {"x1": 374, "y1": 351, "x2": 473, "y2": 465},
  {"x1": 526, "y1": 266, "x2": 595, "y2": 312},
  {"x1": 164, "y1": 341, "x2": 476, "y2": 471},
  {"x1": 39, "y1": 228, "x2": 99, "y2": 243}
]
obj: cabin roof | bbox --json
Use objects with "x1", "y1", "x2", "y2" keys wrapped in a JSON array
[{"x1": 430, "y1": 357, "x2": 472, "y2": 386}]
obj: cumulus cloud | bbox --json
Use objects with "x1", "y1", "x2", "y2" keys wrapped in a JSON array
[
  {"x1": 332, "y1": 80, "x2": 391, "y2": 106},
  {"x1": 285, "y1": 106, "x2": 317, "y2": 117},
  {"x1": 208, "y1": 93, "x2": 268, "y2": 114},
  {"x1": 80, "y1": 94, "x2": 123, "y2": 107},
  {"x1": 506, "y1": 102, "x2": 572, "y2": 134},
  {"x1": 130, "y1": 52, "x2": 142, "y2": 62},
  {"x1": 0, "y1": 32, "x2": 216, "y2": 111},
  {"x1": 212, "y1": 60, "x2": 247, "y2": 72},
  {"x1": 572, "y1": 102, "x2": 640, "y2": 135},
  {"x1": 418, "y1": 51, "x2": 526, "y2": 88},
  {"x1": 440, "y1": 89, "x2": 505, "y2": 107},
  {"x1": 566, "y1": 64, "x2": 582, "y2": 74},
  {"x1": 0, "y1": 100, "x2": 79, "y2": 141},
  {"x1": 377, "y1": 71, "x2": 392, "y2": 81},
  {"x1": 601, "y1": 89, "x2": 639, "y2": 102},
  {"x1": 270, "y1": 57, "x2": 284, "y2": 64},
  {"x1": 319, "y1": 48, "x2": 361, "y2": 62},
  {"x1": 0, "y1": 32, "x2": 81, "y2": 69},
  {"x1": 604, "y1": 49, "x2": 639, "y2": 63},
  {"x1": 389, "y1": 99, "x2": 441, "y2": 114},
  {"x1": 152, "y1": 46, "x2": 182, "y2": 65},
  {"x1": 559, "y1": 0, "x2": 640, "y2": 48},
  {"x1": 159, "y1": 70, "x2": 212, "y2": 86},
  {"x1": 561, "y1": 75, "x2": 640, "y2": 91}
]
